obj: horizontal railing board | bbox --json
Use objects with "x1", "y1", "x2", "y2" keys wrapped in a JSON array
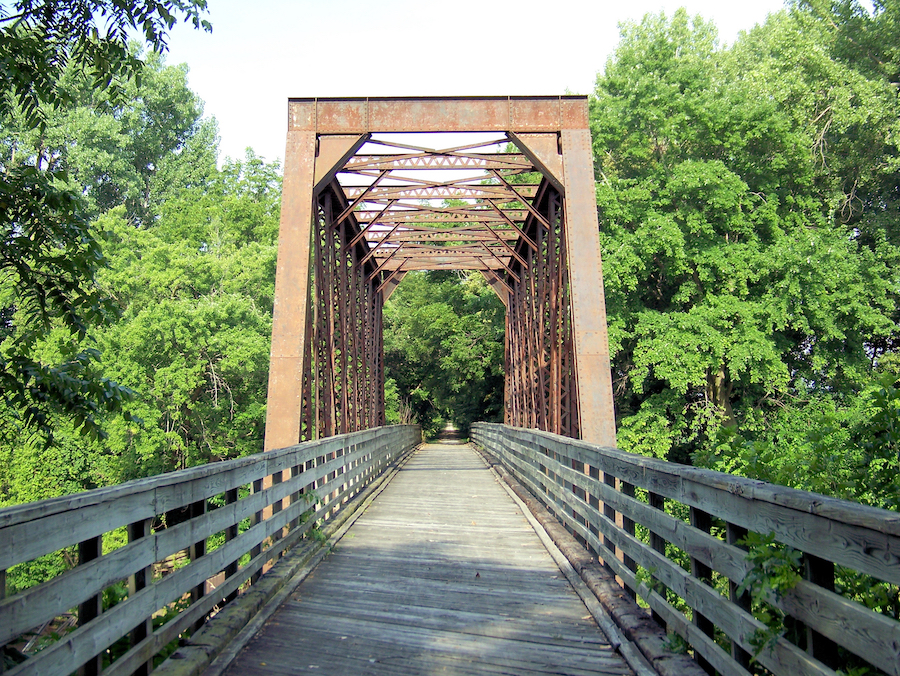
[
  {"x1": 486, "y1": 428, "x2": 899, "y2": 674},
  {"x1": 511, "y1": 426, "x2": 900, "y2": 537},
  {"x1": 0, "y1": 442, "x2": 384, "y2": 644},
  {"x1": 780, "y1": 579, "x2": 900, "y2": 676},
  {"x1": 582, "y1": 503, "x2": 837, "y2": 676},
  {"x1": 7, "y1": 482, "x2": 320, "y2": 676},
  {"x1": 0, "y1": 432, "x2": 345, "y2": 527},
  {"x1": 491, "y1": 426, "x2": 900, "y2": 585},
  {"x1": 488, "y1": 430, "x2": 866, "y2": 676},
  {"x1": 0, "y1": 430, "x2": 392, "y2": 568},
  {"x1": 636, "y1": 580, "x2": 752, "y2": 676},
  {"x1": 0, "y1": 433, "x2": 372, "y2": 568},
  {"x1": 101, "y1": 473, "x2": 363, "y2": 676},
  {"x1": 472, "y1": 424, "x2": 899, "y2": 676},
  {"x1": 1, "y1": 425, "x2": 420, "y2": 676}
]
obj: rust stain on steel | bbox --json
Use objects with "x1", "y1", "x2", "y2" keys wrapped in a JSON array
[
  {"x1": 509, "y1": 133, "x2": 564, "y2": 193},
  {"x1": 314, "y1": 134, "x2": 368, "y2": 192},
  {"x1": 561, "y1": 128, "x2": 616, "y2": 447},
  {"x1": 264, "y1": 130, "x2": 316, "y2": 452},
  {"x1": 266, "y1": 95, "x2": 615, "y2": 447},
  {"x1": 287, "y1": 96, "x2": 588, "y2": 133}
]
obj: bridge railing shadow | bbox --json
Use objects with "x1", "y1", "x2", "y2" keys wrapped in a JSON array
[
  {"x1": 472, "y1": 422, "x2": 900, "y2": 676},
  {"x1": 0, "y1": 425, "x2": 420, "y2": 676}
]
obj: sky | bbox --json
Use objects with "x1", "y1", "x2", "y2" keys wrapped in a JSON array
[{"x1": 162, "y1": 0, "x2": 789, "y2": 166}]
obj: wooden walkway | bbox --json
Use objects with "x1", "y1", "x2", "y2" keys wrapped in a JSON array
[{"x1": 221, "y1": 440, "x2": 636, "y2": 676}]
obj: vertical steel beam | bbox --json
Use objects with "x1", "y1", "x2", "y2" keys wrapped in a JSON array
[
  {"x1": 560, "y1": 129, "x2": 616, "y2": 447},
  {"x1": 265, "y1": 130, "x2": 316, "y2": 452}
]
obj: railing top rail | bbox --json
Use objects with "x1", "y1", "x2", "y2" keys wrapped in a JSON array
[
  {"x1": 1, "y1": 424, "x2": 422, "y2": 676},
  {"x1": 0, "y1": 426, "x2": 390, "y2": 529},
  {"x1": 0, "y1": 426, "x2": 415, "y2": 570},
  {"x1": 472, "y1": 423, "x2": 900, "y2": 537}
]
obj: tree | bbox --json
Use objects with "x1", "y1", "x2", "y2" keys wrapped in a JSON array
[
  {"x1": 0, "y1": 0, "x2": 210, "y2": 129},
  {"x1": 591, "y1": 9, "x2": 898, "y2": 462},
  {"x1": 0, "y1": 0, "x2": 210, "y2": 443},
  {"x1": 383, "y1": 271, "x2": 505, "y2": 436},
  {"x1": 82, "y1": 151, "x2": 279, "y2": 479},
  {"x1": 1, "y1": 150, "x2": 282, "y2": 502}
]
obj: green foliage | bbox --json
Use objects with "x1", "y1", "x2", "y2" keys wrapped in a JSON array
[
  {"x1": 737, "y1": 533, "x2": 803, "y2": 602},
  {"x1": 593, "y1": 6, "x2": 900, "y2": 466},
  {"x1": 0, "y1": 0, "x2": 210, "y2": 130},
  {"x1": 700, "y1": 373, "x2": 900, "y2": 511},
  {"x1": 735, "y1": 532, "x2": 803, "y2": 661},
  {"x1": 66, "y1": 151, "x2": 279, "y2": 480},
  {"x1": 0, "y1": 0, "x2": 211, "y2": 445},
  {"x1": 0, "y1": 148, "x2": 280, "y2": 501},
  {"x1": 383, "y1": 271, "x2": 505, "y2": 436},
  {"x1": 0, "y1": 164, "x2": 138, "y2": 443}
]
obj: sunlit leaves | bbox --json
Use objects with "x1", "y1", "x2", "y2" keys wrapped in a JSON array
[{"x1": 592, "y1": 6, "x2": 899, "y2": 464}]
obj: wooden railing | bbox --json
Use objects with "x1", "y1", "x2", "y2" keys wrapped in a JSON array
[
  {"x1": 471, "y1": 423, "x2": 900, "y2": 676},
  {"x1": 0, "y1": 425, "x2": 420, "y2": 676}
]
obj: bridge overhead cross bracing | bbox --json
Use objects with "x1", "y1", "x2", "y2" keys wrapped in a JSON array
[{"x1": 265, "y1": 96, "x2": 616, "y2": 448}]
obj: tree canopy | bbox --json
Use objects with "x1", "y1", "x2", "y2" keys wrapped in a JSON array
[
  {"x1": 0, "y1": 0, "x2": 210, "y2": 445},
  {"x1": 592, "y1": 1, "x2": 900, "y2": 512},
  {"x1": 383, "y1": 271, "x2": 505, "y2": 437}
]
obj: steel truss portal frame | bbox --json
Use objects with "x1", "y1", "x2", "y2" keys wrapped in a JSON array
[{"x1": 265, "y1": 96, "x2": 616, "y2": 448}]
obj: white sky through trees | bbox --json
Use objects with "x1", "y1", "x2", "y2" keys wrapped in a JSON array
[{"x1": 163, "y1": 0, "x2": 787, "y2": 166}]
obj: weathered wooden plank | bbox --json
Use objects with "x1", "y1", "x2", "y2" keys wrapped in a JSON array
[
  {"x1": 630, "y1": 582, "x2": 752, "y2": 676},
  {"x1": 779, "y1": 579, "x2": 900, "y2": 676},
  {"x1": 474, "y1": 426, "x2": 846, "y2": 676},
  {"x1": 501, "y1": 424, "x2": 900, "y2": 540},
  {"x1": 102, "y1": 508, "x2": 313, "y2": 676},
  {"x1": 478, "y1": 424, "x2": 900, "y2": 675},
  {"x1": 3, "y1": 428, "x2": 419, "y2": 676},
  {"x1": 547, "y1": 484, "x2": 837, "y2": 676},
  {"x1": 222, "y1": 442, "x2": 635, "y2": 676},
  {"x1": 477, "y1": 424, "x2": 900, "y2": 588}
]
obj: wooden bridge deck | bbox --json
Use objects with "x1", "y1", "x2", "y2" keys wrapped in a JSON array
[{"x1": 221, "y1": 440, "x2": 636, "y2": 676}]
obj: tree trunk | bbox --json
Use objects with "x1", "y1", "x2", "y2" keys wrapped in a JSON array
[{"x1": 706, "y1": 365, "x2": 735, "y2": 427}]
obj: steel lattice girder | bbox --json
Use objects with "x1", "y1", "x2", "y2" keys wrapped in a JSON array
[{"x1": 265, "y1": 96, "x2": 615, "y2": 448}]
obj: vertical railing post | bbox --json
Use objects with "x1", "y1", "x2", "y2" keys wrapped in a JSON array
[
  {"x1": 804, "y1": 553, "x2": 838, "y2": 668},
  {"x1": 581, "y1": 461, "x2": 597, "y2": 551},
  {"x1": 77, "y1": 535, "x2": 103, "y2": 676},
  {"x1": 0, "y1": 568, "x2": 6, "y2": 675},
  {"x1": 289, "y1": 464, "x2": 302, "y2": 532},
  {"x1": 250, "y1": 478, "x2": 264, "y2": 584},
  {"x1": 271, "y1": 469, "x2": 284, "y2": 547},
  {"x1": 189, "y1": 499, "x2": 207, "y2": 633},
  {"x1": 726, "y1": 522, "x2": 752, "y2": 669},
  {"x1": 127, "y1": 518, "x2": 153, "y2": 676},
  {"x1": 620, "y1": 481, "x2": 637, "y2": 600},
  {"x1": 224, "y1": 488, "x2": 240, "y2": 605},
  {"x1": 689, "y1": 507, "x2": 715, "y2": 675},
  {"x1": 647, "y1": 492, "x2": 667, "y2": 631},
  {"x1": 602, "y1": 471, "x2": 617, "y2": 557}
]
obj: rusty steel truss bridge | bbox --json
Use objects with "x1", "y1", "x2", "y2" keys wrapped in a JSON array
[
  {"x1": 3, "y1": 97, "x2": 898, "y2": 676},
  {"x1": 264, "y1": 96, "x2": 616, "y2": 450}
]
